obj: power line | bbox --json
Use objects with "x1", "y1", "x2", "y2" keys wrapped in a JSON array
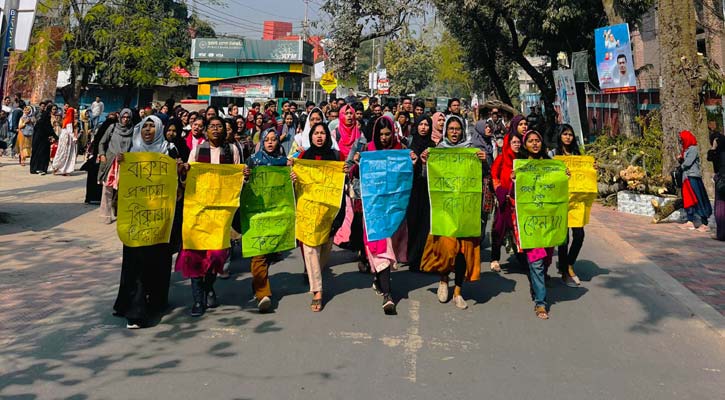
[{"x1": 192, "y1": 4, "x2": 265, "y2": 33}]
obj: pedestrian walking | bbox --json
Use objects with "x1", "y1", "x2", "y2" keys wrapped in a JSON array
[
  {"x1": 16, "y1": 106, "x2": 35, "y2": 167},
  {"x1": 98, "y1": 109, "x2": 134, "y2": 223},
  {"x1": 407, "y1": 115, "x2": 435, "y2": 271},
  {"x1": 678, "y1": 130, "x2": 712, "y2": 232},
  {"x1": 90, "y1": 97, "x2": 104, "y2": 131},
  {"x1": 51, "y1": 104, "x2": 78, "y2": 175},
  {"x1": 707, "y1": 129, "x2": 725, "y2": 241}
]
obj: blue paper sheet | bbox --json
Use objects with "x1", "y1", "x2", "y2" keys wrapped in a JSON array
[{"x1": 360, "y1": 150, "x2": 414, "y2": 241}]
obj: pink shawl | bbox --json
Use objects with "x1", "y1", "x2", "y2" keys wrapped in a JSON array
[{"x1": 337, "y1": 104, "x2": 361, "y2": 158}]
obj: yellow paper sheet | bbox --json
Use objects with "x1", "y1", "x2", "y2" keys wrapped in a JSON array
[
  {"x1": 182, "y1": 162, "x2": 246, "y2": 250},
  {"x1": 555, "y1": 156, "x2": 598, "y2": 227},
  {"x1": 117, "y1": 152, "x2": 178, "y2": 247},
  {"x1": 293, "y1": 159, "x2": 345, "y2": 246}
]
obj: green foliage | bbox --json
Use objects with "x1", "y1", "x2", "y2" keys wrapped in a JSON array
[
  {"x1": 431, "y1": 31, "x2": 472, "y2": 98},
  {"x1": 384, "y1": 35, "x2": 434, "y2": 96}
]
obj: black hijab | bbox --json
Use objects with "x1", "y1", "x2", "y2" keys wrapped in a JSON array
[
  {"x1": 301, "y1": 122, "x2": 337, "y2": 160},
  {"x1": 409, "y1": 115, "x2": 434, "y2": 156},
  {"x1": 166, "y1": 119, "x2": 190, "y2": 161}
]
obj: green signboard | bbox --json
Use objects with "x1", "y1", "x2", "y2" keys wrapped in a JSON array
[{"x1": 192, "y1": 38, "x2": 313, "y2": 64}]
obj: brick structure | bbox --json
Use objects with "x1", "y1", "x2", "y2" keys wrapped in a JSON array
[{"x1": 3, "y1": 26, "x2": 64, "y2": 104}]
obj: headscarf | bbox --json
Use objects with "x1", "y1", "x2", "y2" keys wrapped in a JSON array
[
  {"x1": 409, "y1": 115, "x2": 434, "y2": 156},
  {"x1": 131, "y1": 115, "x2": 171, "y2": 154},
  {"x1": 250, "y1": 128, "x2": 288, "y2": 166},
  {"x1": 471, "y1": 120, "x2": 495, "y2": 155},
  {"x1": 62, "y1": 107, "x2": 75, "y2": 128},
  {"x1": 431, "y1": 112, "x2": 445, "y2": 144},
  {"x1": 337, "y1": 104, "x2": 362, "y2": 158},
  {"x1": 165, "y1": 119, "x2": 190, "y2": 161},
  {"x1": 368, "y1": 116, "x2": 402, "y2": 151},
  {"x1": 301, "y1": 122, "x2": 337, "y2": 160},
  {"x1": 507, "y1": 114, "x2": 527, "y2": 138},
  {"x1": 679, "y1": 130, "x2": 698, "y2": 158},
  {"x1": 295, "y1": 107, "x2": 339, "y2": 151},
  {"x1": 112, "y1": 108, "x2": 135, "y2": 138},
  {"x1": 437, "y1": 115, "x2": 471, "y2": 148}
]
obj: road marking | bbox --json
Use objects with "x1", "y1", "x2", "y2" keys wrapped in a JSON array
[{"x1": 403, "y1": 300, "x2": 423, "y2": 382}]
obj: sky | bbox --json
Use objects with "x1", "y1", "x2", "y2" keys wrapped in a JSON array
[{"x1": 190, "y1": 0, "x2": 325, "y2": 39}]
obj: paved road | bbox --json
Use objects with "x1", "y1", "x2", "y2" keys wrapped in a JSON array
[{"x1": 1, "y1": 157, "x2": 723, "y2": 400}]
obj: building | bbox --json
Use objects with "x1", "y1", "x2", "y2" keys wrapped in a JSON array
[{"x1": 193, "y1": 37, "x2": 314, "y2": 109}]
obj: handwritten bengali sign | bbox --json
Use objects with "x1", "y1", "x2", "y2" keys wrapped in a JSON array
[
  {"x1": 117, "y1": 152, "x2": 178, "y2": 247},
  {"x1": 427, "y1": 148, "x2": 482, "y2": 238},
  {"x1": 293, "y1": 159, "x2": 345, "y2": 246},
  {"x1": 514, "y1": 159, "x2": 569, "y2": 249},
  {"x1": 360, "y1": 150, "x2": 413, "y2": 241},
  {"x1": 555, "y1": 155, "x2": 597, "y2": 227},
  {"x1": 240, "y1": 167, "x2": 296, "y2": 257},
  {"x1": 182, "y1": 162, "x2": 246, "y2": 250}
]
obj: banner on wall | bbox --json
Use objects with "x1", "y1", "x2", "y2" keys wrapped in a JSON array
[
  {"x1": 594, "y1": 23, "x2": 637, "y2": 94},
  {"x1": 553, "y1": 69, "x2": 585, "y2": 148}
]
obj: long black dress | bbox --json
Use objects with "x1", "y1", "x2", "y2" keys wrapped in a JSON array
[
  {"x1": 29, "y1": 110, "x2": 55, "y2": 174},
  {"x1": 406, "y1": 116, "x2": 435, "y2": 271},
  {"x1": 84, "y1": 118, "x2": 116, "y2": 203}
]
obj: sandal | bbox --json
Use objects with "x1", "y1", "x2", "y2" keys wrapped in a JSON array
[
  {"x1": 535, "y1": 306, "x2": 549, "y2": 320},
  {"x1": 567, "y1": 265, "x2": 581, "y2": 285},
  {"x1": 310, "y1": 297, "x2": 323, "y2": 312},
  {"x1": 490, "y1": 260, "x2": 501, "y2": 273}
]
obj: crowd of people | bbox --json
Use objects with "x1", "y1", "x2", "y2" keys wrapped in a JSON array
[{"x1": 2, "y1": 93, "x2": 722, "y2": 330}]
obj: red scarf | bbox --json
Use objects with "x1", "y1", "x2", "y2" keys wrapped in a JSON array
[{"x1": 337, "y1": 104, "x2": 361, "y2": 158}]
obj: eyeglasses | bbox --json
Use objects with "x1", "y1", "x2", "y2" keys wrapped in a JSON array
[{"x1": 208, "y1": 124, "x2": 224, "y2": 129}]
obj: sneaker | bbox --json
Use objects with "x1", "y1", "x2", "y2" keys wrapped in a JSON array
[
  {"x1": 126, "y1": 319, "x2": 142, "y2": 329},
  {"x1": 680, "y1": 221, "x2": 695, "y2": 230},
  {"x1": 490, "y1": 260, "x2": 501, "y2": 273},
  {"x1": 696, "y1": 225, "x2": 710, "y2": 233},
  {"x1": 257, "y1": 296, "x2": 272, "y2": 313},
  {"x1": 372, "y1": 281, "x2": 383, "y2": 296},
  {"x1": 437, "y1": 282, "x2": 449, "y2": 303},
  {"x1": 562, "y1": 275, "x2": 579, "y2": 288},
  {"x1": 190, "y1": 301, "x2": 204, "y2": 317},
  {"x1": 567, "y1": 265, "x2": 582, "y2": 285},
  {"x1": 382, "y1": 295, "x2": 396, "y2": 315},
  {"x1": 206, "y1": 290, "x2": 219, "y2": 309},
  {"x1": 453, "y1": 295, "x2": 468, "y2": 310}
]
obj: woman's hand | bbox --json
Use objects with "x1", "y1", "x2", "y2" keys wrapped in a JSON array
[
  {"x1": 353, "y1": 152, "x2": 361, "y2": 163},
  {"x1": 290, "y1": 170, "x2": 298, "y2": 182},
  {"x1": 286, "y1": 159, "x2": 294, "y2": 166},
  {"x1": 420, "y1": 149, "x2": 430, "y2": 164},
  {"x1": 410, "y1": 151, "x2": 418, "y2": 163},
  {"x1": 510, "y1": 170, "x2": 516, "y2": 180},
  {"x1": 566, "y1": 168, "x2": 571, "y2": 178},
  {"x1": 116, "y1": 153, "x2": 124, "y2": 163},
  {"x1": 243, "y1": 165, "x2": 251, "y2": 178},
  {"x1": 98, "y1": 154, "x2": 106, "y2": 163},
  {"x1": 476, "y1": 150, "x2": 487, "y2": 161},
  {"x1": 343, "y1": 164, "x2": 349, "y2": 174}
]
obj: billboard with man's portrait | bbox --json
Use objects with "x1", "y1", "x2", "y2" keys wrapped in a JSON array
[{"x1": 594, "y1": 23, "x2": 637, "y2": 94}]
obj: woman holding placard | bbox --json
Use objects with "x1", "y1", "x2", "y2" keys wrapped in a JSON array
[
  {"x1": 549, "y1": 124, "x2": 585, "y2": 287},
  {"x1": 347, "y1": 116, "x2": 417, "y2": 315},
  {"x1": 512, "y1": 130, "x2": 561, "y2": 320},
  {"x1": 419, "y1": 115, "x2": 487, "y2": 310},
  {"x1": 292, "y1": 122, "x2": 348, "y2": 312}
]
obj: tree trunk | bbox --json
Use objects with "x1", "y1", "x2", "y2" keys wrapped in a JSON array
[
  {"x1": 657, "y1": 0, "x2": 705, "y2": 180},
  {"x1": 618, "y1": 93, "x2": 641, "y2": 137}
]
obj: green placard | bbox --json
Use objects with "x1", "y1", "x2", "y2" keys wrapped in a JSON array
[
  {"x1": 427, "y1": 148, "x2": 482, "y2": 238},
  {"x1": 514, "y1": 159, "x2": 569, "y2": 249},
  {"x1": 240, "y1": 167, "x2": 296, "y2": 257}
]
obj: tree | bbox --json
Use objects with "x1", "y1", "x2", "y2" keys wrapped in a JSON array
[
  {"x1": 384, "y1": 35, "x2": 434, "y2": 96},
  {"x1": 431, "y1": 31, "x2": 472, "y2": 98},
  {"x1": 657, "y1": 0, "x2": 707, "y2": 178},
  {"x1": 320, "y1": 0, "x2": 425, "y2": 80},
  {"x1": 21, "y1": 0, "x2": 213, "y2": 107}
]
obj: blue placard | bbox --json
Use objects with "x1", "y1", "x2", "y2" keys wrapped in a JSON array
[{"x1": 360, "y1": 149, "x2": 413, "y2": 242}]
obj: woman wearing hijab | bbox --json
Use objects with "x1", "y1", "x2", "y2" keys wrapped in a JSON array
[
  {"x1": 113, "y1": 115, "x2": 180, "y2": 329},
  {"x1": 52, "y1": 104, "x2": 78, "y2": 175},
  {"x1": 407, "y1": 115, "x2": 435, "y2": 271},
  {"x1": 164, "y1": 119, "x2": 190, "y2": 163},
  {"x1": 430, "y1": 112, "x2": 446, "y2": 145},
  {"x1": 17, "y1": 106, "x2": 35, "y2": 166},
  {"x1": 243, "y1": 128, "x2": 290, "y2": 312},
  {"x1": 347, "y1": 116, "x2": 416, "y2": 314},
  {"x1": 277, "y1": 111, "x2": 296, "y2": 155},
  {"x1": 419, "y1": 115, "x2": 487, "y2": 310},
  {"x1": 177, "y1": 116, "x2": 242, "y2": 317},
  {"x1": 336, "y1": 104, "x2": 362, "y2": 160},
  {"x1": 549, "y1": 124, "x2": 587, "y2": 287},
  {"x1": 292, "y1": 122, "x2": 347, "y2": 312},
  {"x1": 489, "y1": 115, "x2": 528, "y2": 272},
  {"x1": 83, "y1": 112, "x2": 117, "y2": 203},
  {"x1": 511, "y1": 130, "x2": 557, "y2": 320},
  {"x1": 30, "y1": 106, "x2": 56, "y2": 175},
  {"x1": 97, "y1": 108, "x2": 134, "y2": 223},
  {"x1": 292, "y1": 107, "x2": 338, "y2": 155},
  {"x1": 679, "y1": 130, "x2": 712, "y2": 232}
]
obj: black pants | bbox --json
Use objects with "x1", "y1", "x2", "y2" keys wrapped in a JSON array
[
  {"x1": 375, "y1": 268, "x2": 391, "y2": 295},
  {"x1": 113, "y1": 244, "x2": 172, "y2": 321},
  {"x1": 557, "y1": 228, "x2": 585, "y2": 275},
  {"x1": 453, "y1": 253, "x2": 466, "y2": 287}
]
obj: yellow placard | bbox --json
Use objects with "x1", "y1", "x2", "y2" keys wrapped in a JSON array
[
  {"x1": 555, "y1": 156, "x2": 597, "y2": 227},
  {"x1": 182, "y1": 162, "x2": 246, "y2": 250},
  {"x1": 293, "y1": 159, "x2": 345, "y2": 246},
  {"x1": 117, "y1": 152, "x2": 178, "y2": 247}
]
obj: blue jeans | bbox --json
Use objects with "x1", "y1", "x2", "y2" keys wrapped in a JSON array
[
  {"x1": 529, "y1": 258, "x2": 547, "y2": 307},
  {"x1": 90, "y1": 115, "x2": 100, "y2": 131}
]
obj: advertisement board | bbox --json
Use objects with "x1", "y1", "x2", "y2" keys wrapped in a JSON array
[
  {"x1": 594, "y1": 23, "x2": 637, "y2": 94},
  {"x1": 553, "y1": 69, "x2": 585, "y2": 147}
]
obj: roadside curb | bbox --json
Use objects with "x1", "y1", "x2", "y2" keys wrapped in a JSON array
[{"x1": 590, "y1": 212, "x2": 725, "y2": 339}]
